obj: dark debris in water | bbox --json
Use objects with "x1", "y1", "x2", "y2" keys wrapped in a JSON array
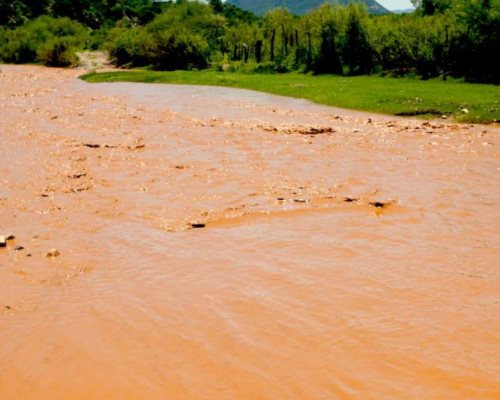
[
  {"x1": 69, "y1": 173, "x2": 87, "y2": 179},
  {"x1": 369, "y1": 201, "x2": 388, "y2": 208}
]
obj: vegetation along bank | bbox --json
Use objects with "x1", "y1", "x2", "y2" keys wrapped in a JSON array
[{"x1": 1, "y1": 0, "x2": 499, "y2": 121}]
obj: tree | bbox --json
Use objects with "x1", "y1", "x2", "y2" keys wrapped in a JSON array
[
  {"x1": 209, "y1": 0, "x2": 224, "y2": 14},
  {"x1": 310, "y1": 4, "x2": 342, "y2": 74},
  {"x1": 344, "y1": 4, "x2": 374, "y2": 75},
  {"x1": 264, "y1": 8, "x2": 293, "y2": 60},
  {"x1": 411, "y1": 0, "x2": 452, "y2": 15}
]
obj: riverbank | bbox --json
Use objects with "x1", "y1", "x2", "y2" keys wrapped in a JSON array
[{"x1": 81, "y1": 69, "x2": 500, "y2": 124}]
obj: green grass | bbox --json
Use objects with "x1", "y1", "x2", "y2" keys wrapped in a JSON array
[{"x1": 80, "y1": 70, "x2": 500, "y2": 124}]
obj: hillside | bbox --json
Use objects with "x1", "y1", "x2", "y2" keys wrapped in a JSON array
[{"x1": 226, "y1": 0, "x2": 389, "y2": 16}]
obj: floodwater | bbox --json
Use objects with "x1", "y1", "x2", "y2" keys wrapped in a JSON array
[{"x1": 1, "y1": 65, "x2": 499, "y2": 399}]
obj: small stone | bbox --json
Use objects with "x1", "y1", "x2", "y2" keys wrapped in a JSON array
[
  {"x1": 370, "y1": 201, "x2": 386, "y2": 208},
  {"x1": 26, "y1": 253, "x2": 32, "y2": 257},
  {"x1": 5, "y1": 234, "x2": 15, "y2": 240},
  {"x1": 0, "y1": 236, "x2": 6, "y2": 247},
  {"x1": 46, "y1": 248, "x2": 60, "y2": 258},
  {"x1": 14, "y1": 245, "x2": 24, "y2": 251}
]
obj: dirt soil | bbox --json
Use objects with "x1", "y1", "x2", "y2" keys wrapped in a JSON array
[
  {"x1": 1, "y1": 65, "x2": 499, "y2": 399},
  {"x1": 76, "y1": 51, "x2": 112, "y2": 71}
]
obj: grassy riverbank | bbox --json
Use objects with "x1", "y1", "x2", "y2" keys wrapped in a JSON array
[{"x1": 80, "y1": 70, "x2": 500, "y2": 124}]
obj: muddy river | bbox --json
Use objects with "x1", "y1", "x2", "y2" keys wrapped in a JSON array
[{"x1": 1, "y1": 65, "x2": 499, "y2": 399}]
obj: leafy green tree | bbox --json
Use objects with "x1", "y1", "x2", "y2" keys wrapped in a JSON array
[
  {"x1": 209, "y1": 0, "x2": 224, "y2": 14},
  {"x1": 0, "y1": 0, "x2": 498, "y2": 82},
  {"x1": 263, "y1": 8, "x2": 293, "y2": 59},
  {"x1": 448, "y1": 0, "x2": 500, "y2": 82},
  {"x1": 411, "y1": 0, "x2": 452, "y2": 15},
  {"x1": 310, "y1": 4, "x2": 342, "y2": 74},
  {"x1": 0, "y1": 0, "x2": 51, "y2": 26},
  {"x1": 344, "y1": 4, "x2": 374, "y2": 75}
]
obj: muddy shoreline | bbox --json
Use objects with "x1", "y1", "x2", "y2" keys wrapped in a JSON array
[{"x1": 1, "y1": 65, "x2": 499, "y2": 399}]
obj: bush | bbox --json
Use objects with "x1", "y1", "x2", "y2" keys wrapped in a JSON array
[
  {"x1": 88, "y1": 27, "x2": 110, "y2": 51},
  {"x1": 106, "y1": 11, "x2": 210, "y2": 70},
  {"x1": 107, "y1": 27, "x2": 154, "y2": 67},
  {"x1": 0, "y1": 28, "x2": 39, "y2": 63},
  {"x1": 38, "y1": 37, "x2": 78, "y2": 66},
  {"x1": 252, "y1": 61, "x2": 277, "y2": 73},
  {"x1": 151, "y1": 28, "x2": 209, "y2": 70},
  {"x1": 0, "y1": 16, "x2": 88, "y2": 65}
]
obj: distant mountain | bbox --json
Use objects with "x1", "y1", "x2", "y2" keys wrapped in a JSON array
[
  {"x1": 225, "y1": 0, "x2": 390, "y2": 16},
  {"x1": 391, "y1": 8, "x2": 415, "y2": 14}
]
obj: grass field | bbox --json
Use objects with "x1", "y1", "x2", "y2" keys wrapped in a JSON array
[{"x1": 80, "y1": 70, "x2": 500, "y2": 124}]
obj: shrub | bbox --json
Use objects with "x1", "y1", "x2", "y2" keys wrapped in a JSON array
[
  {"x1": 252, "y1": 61, "x2": 276, "y2": 73},
  {"x1": 0, "y1": 16, "x2": 87, "y2": 65},
  {"x1": 107, "y1": 27, "x2": 154, "y2": 67},
  {"x1": 37, "y1": 37, "x2": 78, "y2": 66},
  {"x1": 106, "y1": 16, "x2": 210, "y2": 70},
  {"x1": 0, "y1": 28, "x2": 39, "y2": 63},
  {"x1": 150, "y1": 28, "x2": 209, "y2": 70}
]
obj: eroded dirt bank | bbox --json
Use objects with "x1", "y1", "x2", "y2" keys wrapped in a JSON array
[{"x1": 1, "y1": 65, "x2": 499, "y2": 399}]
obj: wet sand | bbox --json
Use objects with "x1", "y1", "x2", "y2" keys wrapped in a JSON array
[{"x1": 1, "y1": 65, "x2": 499, "y2": 399}]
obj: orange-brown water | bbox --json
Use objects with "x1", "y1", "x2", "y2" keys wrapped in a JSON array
[{"x1": 1, "y1": 65, "x2": 499, "y2": 399}]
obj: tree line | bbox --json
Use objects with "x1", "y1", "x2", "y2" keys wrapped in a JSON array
[{"x1": 0, "y1": 0, "x2": 498, "y2": 83}]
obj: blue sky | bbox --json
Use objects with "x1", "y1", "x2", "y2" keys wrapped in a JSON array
[{"x1": 377, "y1": 0, "x2": 414, "y2": 10}]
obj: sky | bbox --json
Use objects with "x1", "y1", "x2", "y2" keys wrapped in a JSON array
[{"x1": 377, "y1": 0, "x2": 414, "y2": 10}]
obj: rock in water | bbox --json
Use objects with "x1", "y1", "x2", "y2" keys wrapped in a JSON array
[
  {"x1": 191, "y1": 223, "x2": 206, "y2": 229},
  {"x1": 0, "y1": 236, "x2": 6, "y2": 247},
  {"x1": 46, "y1": 248, "x2": 60, "y2": 257}
]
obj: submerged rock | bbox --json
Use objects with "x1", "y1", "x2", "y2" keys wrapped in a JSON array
[
  {"x1": 46, "y1": 248, "x2": 60, "y2": 258},
  {"x1": 369, "y1": 201, "x2": 387, "y2": 208},
  {"x1": 0, "y1": 233, "x2": 15, "y2": 246}
]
